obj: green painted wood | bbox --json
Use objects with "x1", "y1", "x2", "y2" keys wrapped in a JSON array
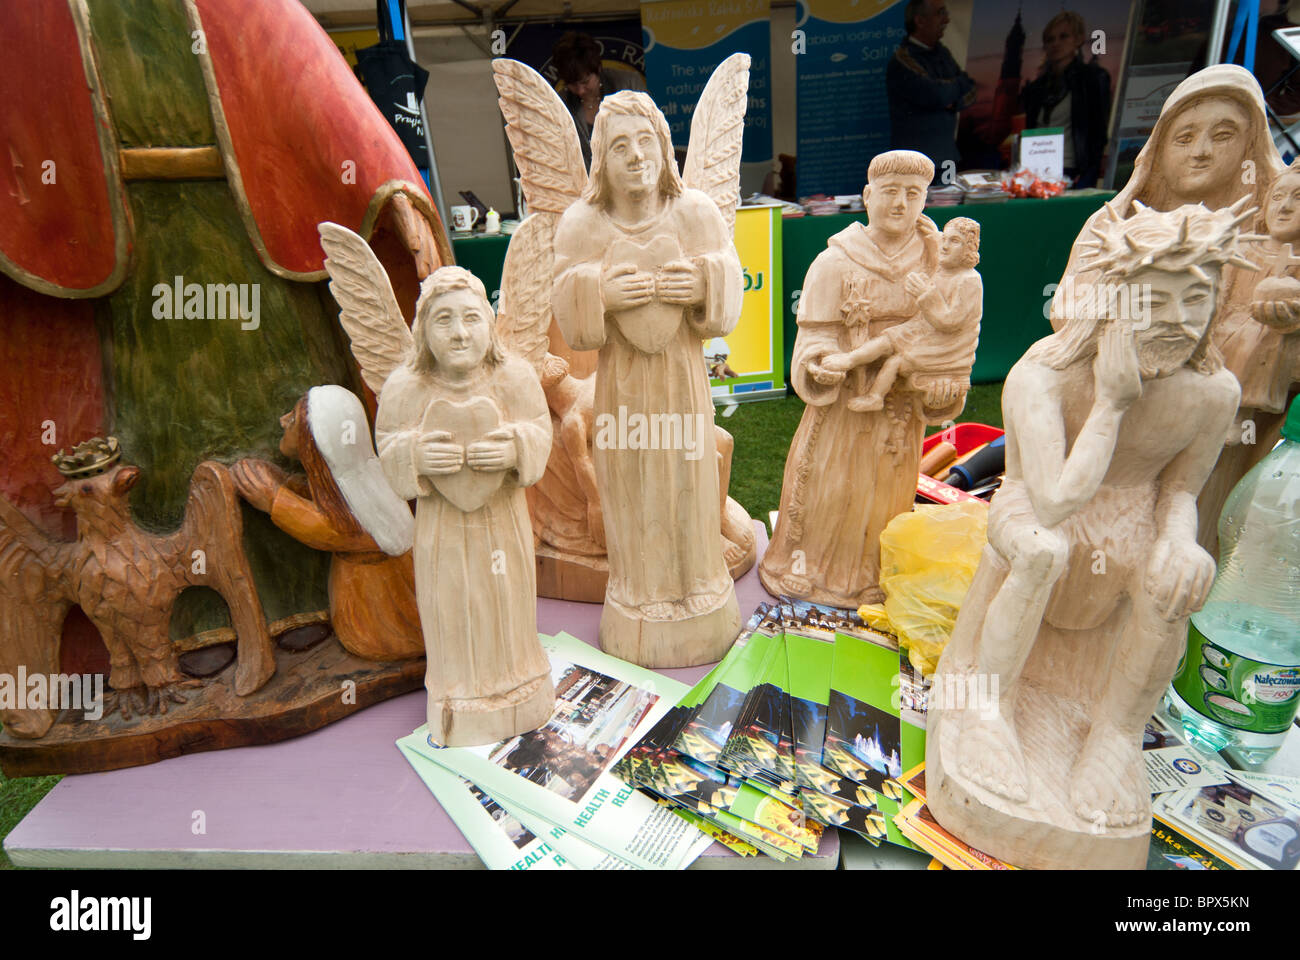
[
  {"x1": 86, "y1": 0, "x2": 216, "y2": 149},
  {"x1": 103, "y1": 180, "x2": 357, "y2": 634}
]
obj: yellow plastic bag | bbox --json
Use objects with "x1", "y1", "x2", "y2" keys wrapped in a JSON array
[{"x1": 859, "y1": 501, "x2": 988, "y2": 677}]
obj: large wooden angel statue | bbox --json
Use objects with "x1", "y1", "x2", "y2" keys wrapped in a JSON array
[
  {"x1": 318, "y1": 225, "x2": 555, "y2": 747},
  {"x1": 490, "y1": 57, "x2": 756, "y2": 647},
  {"x1": 490, "y1": 56, "x2": 751, "y2": 667}
]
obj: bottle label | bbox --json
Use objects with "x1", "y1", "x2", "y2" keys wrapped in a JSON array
[{"x1": 1171, "y1": 622, "x2": 1300, "y2": 734}]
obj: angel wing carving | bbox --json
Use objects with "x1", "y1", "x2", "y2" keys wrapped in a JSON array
[
  {"x1": 682, "y1": 52, "x2": 751, "y2": 237},
  {"x1": 490, "y1": 59, "x2": 591, "y2": 372},
  {"x1": 492, "y1": 58, "x2": 589, "y2": 215},
  {"x1": 496, "y1": 215, "x2": 557, "y2": 370},
  {"x1": 318, "y1": 221, "x2": 414, "y2": 396}
]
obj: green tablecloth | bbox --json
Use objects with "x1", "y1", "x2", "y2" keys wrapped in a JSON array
[
  {"x1": 779, "y1": 192, "x2": 1115, "y2": 384},
  {"x1": 450, "y1": 191, "x2": 1114, "y2": 387}
]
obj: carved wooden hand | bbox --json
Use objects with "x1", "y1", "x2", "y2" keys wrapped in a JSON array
[{"x1": 418, "y1": 431, "x2": 465, "y2": 476}]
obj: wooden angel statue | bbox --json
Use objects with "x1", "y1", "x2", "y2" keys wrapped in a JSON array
[
  {"x1": 232, "y1": 385, "x2": 423, "y2": 662},
  {"x1": 487, "y1": 57, "x2": 752, "y2": 667},
  {"x1": 926, "y1": 201, "x2": 1252, "y2": 869},
  {"x1": 319, "y1": 223, "x2": 555, "y2": 747},
  {"x1": 489, "y1": 57, "x2": 757, "y2": 613},
  {"x1": 760, "y1": 151, "x2": 981, "y2": 609}
]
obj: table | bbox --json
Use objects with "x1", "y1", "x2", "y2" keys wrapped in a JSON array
[
  {"x1": 4, "y1": 521, "x2": 839, "y2": 871},
  {"x1": 450, "y1": 192, "x2": 1117, "y2": 389}
]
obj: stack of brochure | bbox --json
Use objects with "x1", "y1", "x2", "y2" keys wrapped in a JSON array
[
  {"x1": 891, "y1": 715, "x2": 1300, "y2": 870},
  {"x1": 397, "y1": 631, "x2": 716, "y2": 870},
  {"x1": 613, "y1": 599, "x2": 933, "y2": 860}
]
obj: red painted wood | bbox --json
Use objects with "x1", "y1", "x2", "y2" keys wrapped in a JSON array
[
  {"x1": 196, "y1": 0, "x2": 435, "y2": 275},
  {"x1": 0, "y1": 0, "x2": 123, "y2": 292},
  {"x1": 0, "y1": 273, "x2": 104, "y2": 537}
]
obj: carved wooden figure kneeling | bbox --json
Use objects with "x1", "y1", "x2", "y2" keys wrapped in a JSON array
[{"x1": 925, "y1": 201, "x2": 1254, "y2": 869}]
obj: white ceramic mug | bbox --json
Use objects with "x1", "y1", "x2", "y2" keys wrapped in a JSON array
[
  {"x1": 484, "y1": 209, "x2": 501, "y2": 235},
  {"x1": 450, "y1": 205, "x2": 479, "y2": 232}
]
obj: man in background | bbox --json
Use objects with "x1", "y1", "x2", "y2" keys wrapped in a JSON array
[{"x1": 886, "y1": 0, "x2": 976, "y2": 180}]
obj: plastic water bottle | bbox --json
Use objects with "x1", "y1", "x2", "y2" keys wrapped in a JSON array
[{"x1": 1164, "y1": 396, "x2": 1300, "y2": 763}]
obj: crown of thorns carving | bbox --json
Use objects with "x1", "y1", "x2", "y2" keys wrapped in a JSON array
[{"x1": 1077, "y1": 196, "x2": 1262, "y2": 282}]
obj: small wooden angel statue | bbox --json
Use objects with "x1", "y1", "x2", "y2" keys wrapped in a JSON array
[
  {"x1": 319, "y1": 223, "x2": 554, "y2": 747},
  {"x1": 490, "y1": 57, "x2": 756, "y2": 646}
]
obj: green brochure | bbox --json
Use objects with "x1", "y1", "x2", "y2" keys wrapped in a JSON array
[
  {"x1": 399, "y1": 631, "x2": 708, "y2": 870},
  {"x1": 399, "y1": 743, "x2": 643, "y2": 870},
  {"x1": 826, "y1": 625, "x2": 913, "y2": 847}
]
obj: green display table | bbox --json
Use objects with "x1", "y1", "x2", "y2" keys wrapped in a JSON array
[
  {"x1": 450, "y1": 191, "x2": 1115, "y2": 387},
  {"x1": 779, "y1": 192, "x2": 1116, "y2": 384}
]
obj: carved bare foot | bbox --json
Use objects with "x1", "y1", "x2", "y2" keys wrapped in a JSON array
[
  {"x1": 722, "y1": 536, "x2": 746, "y2": 567},
  {"x1": 847, "y1": 394, "x2": 884, "y2": 413},
  {"x1": 955, "y1": 711, "x2": 1030, "y2": 803},
  {"x1": 779, "y1": 573, "x2": 811, "y2": 596},
  {"x1": 641, "y1": 601, "x2": 676, "y2": 620},
  {"x1": 1069, "y1": 725, "x2": 1146, "y2": 828}
]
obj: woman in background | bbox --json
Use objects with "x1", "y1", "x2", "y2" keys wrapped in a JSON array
[
  {"x1": 552, "y1": 31, "x2": 646, "y2": 168},
  {"x1": 1021, "y1": 11, "x2": 1112, "y2": 188}
]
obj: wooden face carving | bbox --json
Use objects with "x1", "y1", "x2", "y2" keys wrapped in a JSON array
[
  {"x1": 601, "y1": 114, "x2": 663, "y2": 199},
  {"x1": 422, "y1": 288, "x2": 493, "y2": 377},
  {"x1": 1157, "y1": 98, "x2": 1251, "y2": 204},
  {"x1": 864, "y1": 175, "x2": 928, "y2": 238}
]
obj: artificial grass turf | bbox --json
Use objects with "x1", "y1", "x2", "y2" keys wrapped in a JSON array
[
  {"x1": 0, "y1": 382, "x2": 1005, "y2": 865},
  {"x1": 0, "y1": 768, "x2": 60, "y2": 869},
  {"x1": 717, "y1": 381, "x2": 1005, "y2": 522}
]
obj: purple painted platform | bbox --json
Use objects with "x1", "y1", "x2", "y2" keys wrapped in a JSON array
[{"x1": 5, "y1": 521, "x2": 840, "y2": 870}]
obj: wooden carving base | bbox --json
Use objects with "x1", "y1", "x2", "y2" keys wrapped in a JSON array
[
  {"x1": 926, "y1": 681, "x2": 1149, "y2": 870},
  {"x1": 428, "y1": 673, "x2": 556, "y2": 748},
  {"x1": 0, "y1": 639, "x2": 424, "y2": 777},
  {"x1": 599, "y1": 587, "x2": 741, "y2": 669},
  {"x1": 536, "y1": 545, "x2": 608, "y2": 603},
  {"x1": 536, "y1": 499, "x2": 759, "y2": 604}
]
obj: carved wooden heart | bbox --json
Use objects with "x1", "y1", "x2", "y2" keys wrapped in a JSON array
[
  {"x1": 421, "y1": 396, "x2": 505, "y2": 512},
  {"x1": 607, "y1": 235, "x2": 685, "y2": 354}
]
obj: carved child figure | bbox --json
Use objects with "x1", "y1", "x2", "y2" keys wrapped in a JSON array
[
  {"x1": 926, "y1": 201, "x2": 1254, "y2": 869},
  {"x1": 375, "y1": 267, "x2": 555, "y2": 747},
  {"x1": 823, "y1": 217, "x2": 982, "y2": 412}
]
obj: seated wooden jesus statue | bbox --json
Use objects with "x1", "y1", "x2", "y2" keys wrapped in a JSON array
[{"x1": 926, "y1": 200, "x2": 1253, "y2": 869}]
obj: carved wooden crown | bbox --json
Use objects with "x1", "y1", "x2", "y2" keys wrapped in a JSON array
[{"x1": 52, "y1": 436, "x2": 122, "y2": 478}]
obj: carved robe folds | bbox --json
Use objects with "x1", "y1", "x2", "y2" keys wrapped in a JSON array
[
  {"x1": 553, "y1": 191, "x2": 743, "y2": 666},
  {"x1": 376, "y1": 359, "x2": 554, "y2": 744}
]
